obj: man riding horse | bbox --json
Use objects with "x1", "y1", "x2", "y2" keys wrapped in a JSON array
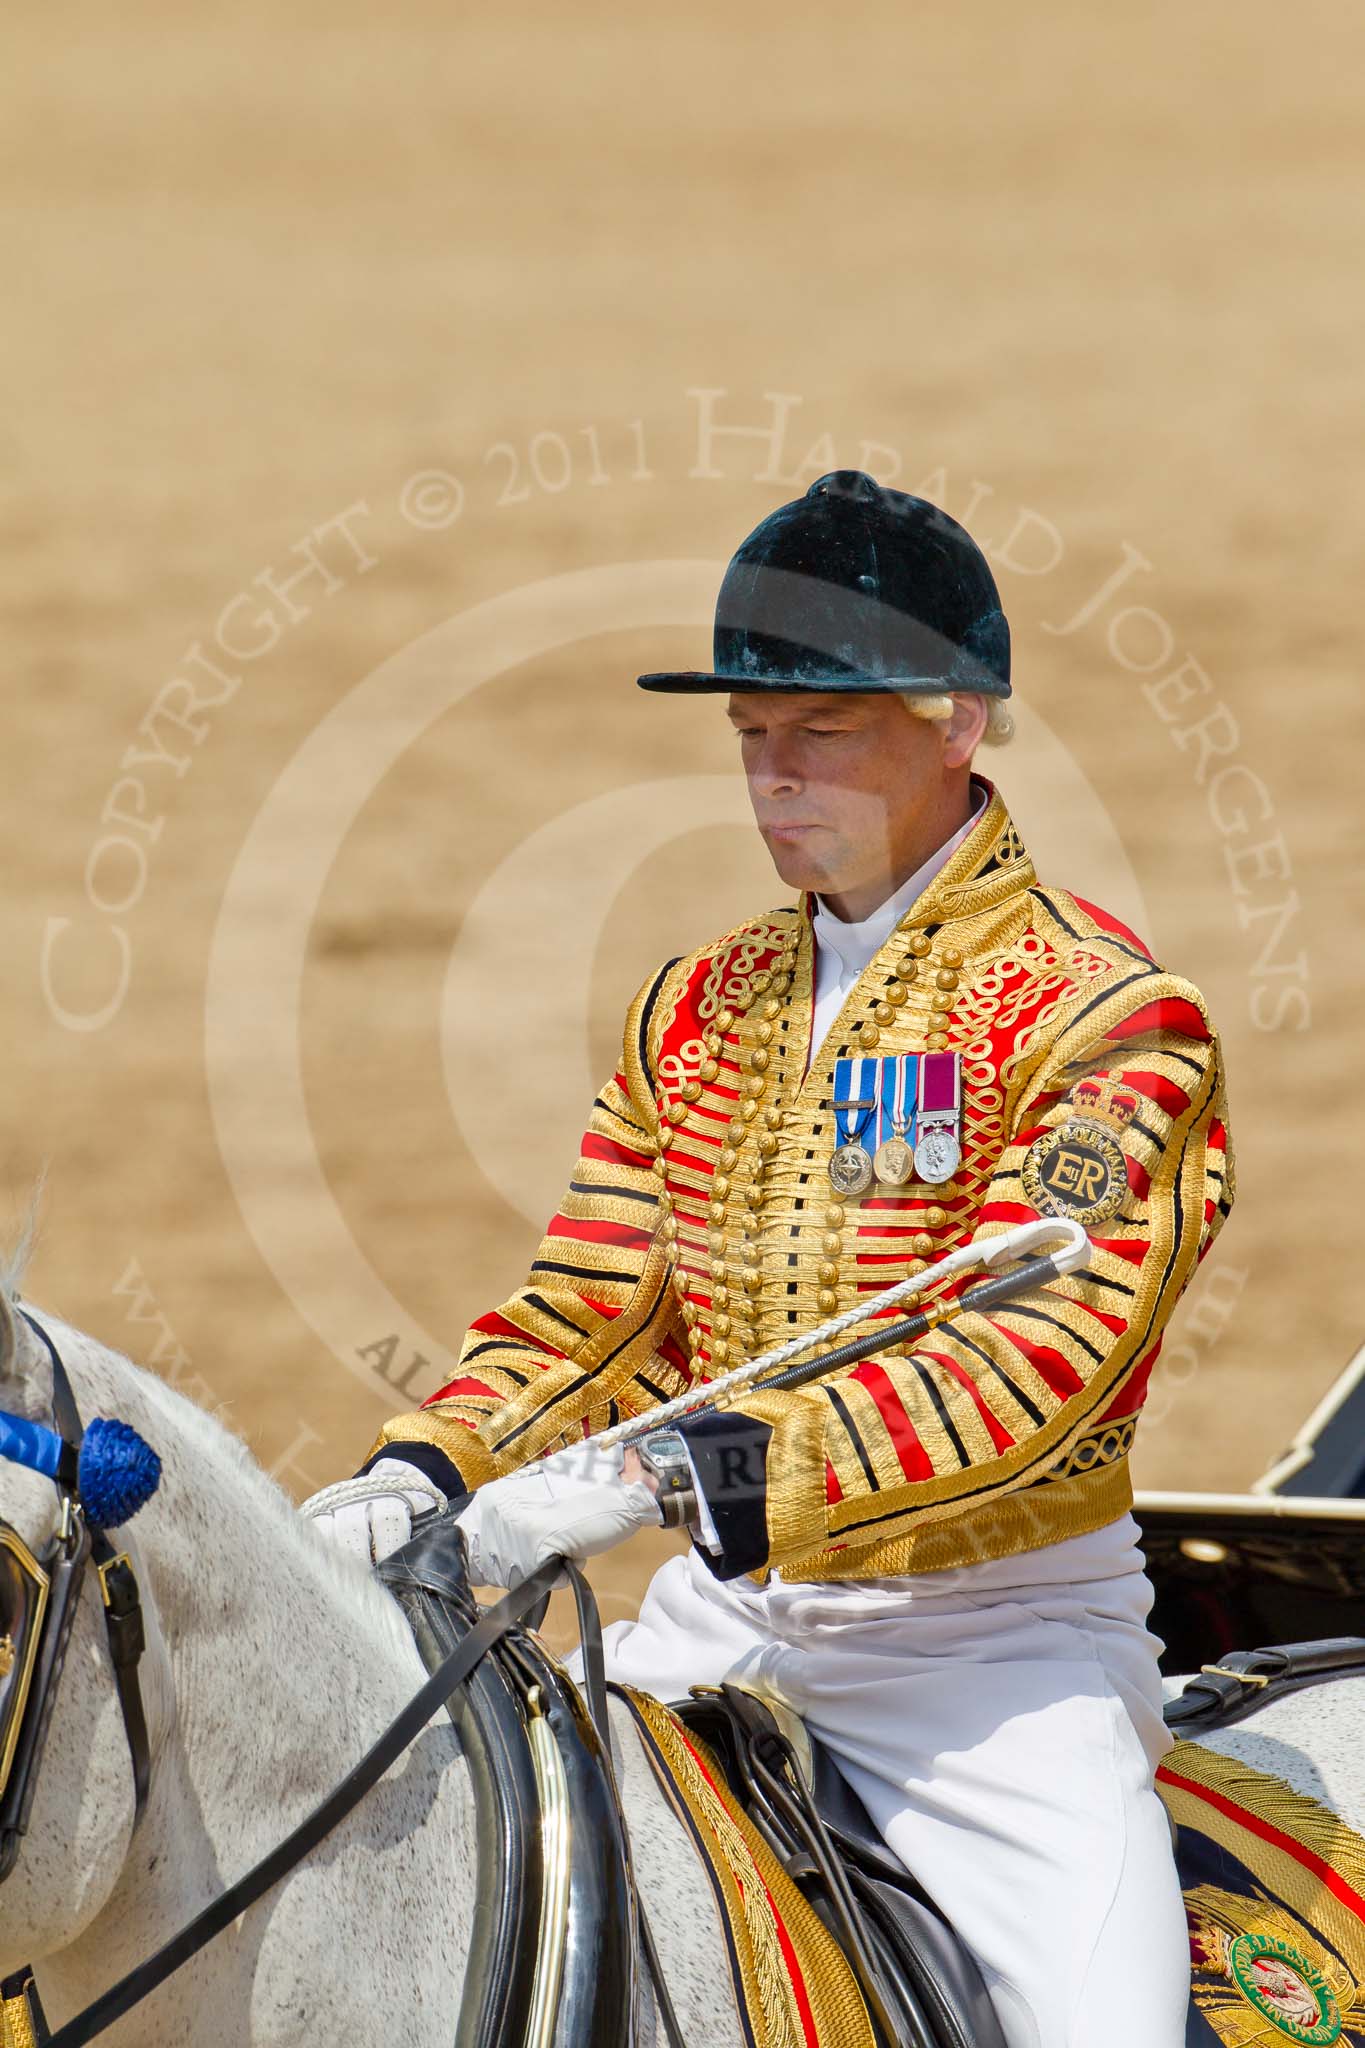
[{"x1": 309, "y1": 469, "x2": 1236, "y2": 2047}]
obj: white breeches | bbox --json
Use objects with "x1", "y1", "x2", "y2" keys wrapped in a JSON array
[{"x1": 596, "y1": 1512, "x2": 1189, "y2": 2048}]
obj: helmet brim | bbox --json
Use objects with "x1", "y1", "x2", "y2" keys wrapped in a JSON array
[{"x1": 636, "y1": 669, "x2": 1012, "y2": 697}]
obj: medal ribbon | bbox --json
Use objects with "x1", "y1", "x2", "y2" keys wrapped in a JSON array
[
  {"x1": 832, "y1": 1057, "x2": 877, "y2": 1148},
  {"x1": 916, "y1": 1051, "x2": 961, "y2": 1131},
  {"x1": 891, "y1": 1054, "x2": 912, "y2": 1139}
]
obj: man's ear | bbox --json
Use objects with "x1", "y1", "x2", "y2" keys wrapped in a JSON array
[{"x1": 943, "y1": 693, "x2": 989, "y2": 768}]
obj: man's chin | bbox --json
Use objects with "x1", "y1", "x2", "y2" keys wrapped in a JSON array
[{"x1": 761, "y1": 834, "x2": 842, "y2": 894}]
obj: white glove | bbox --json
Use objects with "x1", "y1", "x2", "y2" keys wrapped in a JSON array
[
  {"x1": 455, "y1": 1439, "x2": 661, "y2": 1590},
  {"x1": 300, "y1": 1457, "x2": 446, "y2": 1565}
]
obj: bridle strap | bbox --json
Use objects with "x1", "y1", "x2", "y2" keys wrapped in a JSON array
[
  {"x1": 36, "y1": 1558, "x2": 564, "y2": 2048},
  {"x1": 12, "y1": 1312, "x2": 151, "y2": 1838},
  {"x1": 88, "y1": 1536, "x2": 150, "y2": 1823}
]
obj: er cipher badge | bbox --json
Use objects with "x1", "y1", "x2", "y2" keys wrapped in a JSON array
[{"x1": 1021, "y1": 1075, "x2": 1137, "y2": 1227}]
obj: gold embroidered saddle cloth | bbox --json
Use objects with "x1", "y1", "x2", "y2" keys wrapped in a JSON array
[
  {"x1": 615, "y1": 1682, "x2": 1009, "y2": 2048},
  {"x1": 1160, "y1": 1739, "x2": 1365, "y2": 2044}
]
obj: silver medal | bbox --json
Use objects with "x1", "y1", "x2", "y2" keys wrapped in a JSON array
[{"x1": 913, "y1": 1126, "x2": 961, "y2": 1185}]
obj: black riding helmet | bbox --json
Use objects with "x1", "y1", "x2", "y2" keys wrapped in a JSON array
[{"x1": 638, "y1": 469, "x2": 1010, "y2": 700}]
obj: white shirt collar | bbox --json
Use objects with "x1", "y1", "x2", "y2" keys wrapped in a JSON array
[{"x1": 811, "y1": 780, "x2": 989, "y2": 981}]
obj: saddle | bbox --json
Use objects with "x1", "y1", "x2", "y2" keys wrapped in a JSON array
[
  {"x1": 379, "y1": 1508, "x2": 1006, "y2": 2048},
  {"x1": 668, "y1": 1682, "x2": 1007, "y2": 2048}
]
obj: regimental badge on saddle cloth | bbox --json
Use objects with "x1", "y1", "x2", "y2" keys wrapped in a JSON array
[
  {"x1": 1022, "y1": 1075, "x2": 1137, "y2": 1226},
  {"x1": 830, "y1": 1054, "x2": 964, "y2": 1194}
]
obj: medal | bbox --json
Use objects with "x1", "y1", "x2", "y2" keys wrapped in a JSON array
[
  {"x1": 913, "y1": 1051, "x2": 962, "y2": 1185},
  {"x1": 829, "y1": 1058, "x2": 876, "y2": 1195},
  {"x1": 873, "y1": 1057, "x2": 915, "y2": 1185},
  {"x1": 912, "y1": 1125, "x2": 961, "y2": 1184},
  {"x1": 829, "y1": 1142, "x2": 875, "y2": 1196}
]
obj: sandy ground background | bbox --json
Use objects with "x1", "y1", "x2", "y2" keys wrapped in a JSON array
[{"x1": 2, "y1": 0, "x2": 1362, "y2": 1635}]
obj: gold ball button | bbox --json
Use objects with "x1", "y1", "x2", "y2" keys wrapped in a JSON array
[
  {"x1": 771, "y1": 974, "x2": 792, "y2": 995},
  {"x1": 906, "y1": 1258, "x2": 926, "y2": 1276},
  {"x1": 671, "y1": 1101, "x2": 691, "y2": 1125},
  {"x1": 699, "y1": 1059, "x2": 719, "y2": 1084},
  {"x1": 762, "y1": 997, "x2": 782, "y2": 1021},
  {"x1": 909, "y1": 933, "x2": 933, "y2": 957},
  {"x1": 740, "y1": 1099, "x2": 760, "y2": 1121},
  {"x1": 822, "y1": 1231, "x2": 843, "y2": 1256},
  {"x1": 825, "y1": 1204, "x2": 845, "y2": 1228},
  {"x1": 941, "y1": 947, "x2": 964, "y2": 968},
  {"x1": 936, "y1": 969, "x2": 959, "y2": 992},
  {"x1": 751, "y1": 972, "x2": 772, "y2": 994},
  {"x1": 913, "y1": 1234, "x2": 934, "y2": 1255},
  {"x1": 817, "y1": 1288, "x2": 838, "y2": 1313},
  {"x1": 745, "y1": 1185, "x2": 764, "y2": 1212},
  {"x1": 818, "y1": 1261, "x2": 839, "y2": 1286},
  {"x1": 713, "y1": 1176, "x2": 730, "y2": 1199},
  {"x1": 926, "y1": 1032, "x2": 949, "y2": 1051},
  {"x1": 764, "y1": 1106, "x2": 783, "y2": 1130},
  {"x1": 741, "y1": 1241, "x2": 760, "y2": 1266},
  {"x1": 653, "y1": 1156, "x2": 669, "y2": 1182},
  {"x1": 727, "y1": 1117, "x2": 746, "y2": 1143},
  {"x1": 874, "y1": 1002, "x2": 894, "y2": 1027},
  {"x1": 932, "y1": 992, "x2": 953, "y2": 1012},
  {"x1": 712, "y1": 1311, "x2": 731, "y2": 1336},
  {"x1": 742, "y1": 1269, "x2": 763, "y2": 1295},
  {"x1": 858, "y1": 1022, "x2": 880, "y2": 1048},
  {"x1": 926, "y1": 1206, "x2": 946, "y2": 1228},
  {"x1": 885, "y1": 982, "x2": 907, "y2": 1007},
  {"x1": 680, "y1": 1079, "x2": 702, "y2": 1102},
  {"x1": 758, "y1": 1132, "x2": 778, "y2": 1159},
  {"x1": 756, "y1": 1021, "x2": 774, "y2": 1046},
  {"x1": 711, "y1": 1337, "x2": 730, "y2": 1364},
  {"x1": 894, "y1": 959, "x2": 919, "y2": 983},
  {"x1": 682, "y1": 1298, "x2": 699, "y2": 1322},
  {"x1": 719, "y1": 1147, "x2": 738, "y2": 1171},
  {"x1": 709, "y1": 1259, "x2": 726, "y2": 1283},
  {"x1": 750, "y1": 1048, "x2": 770, "y2": 1073},
  {"x1": 708, "y1": 1231, "x2": 725, "y2": 1257},
  {"x1": 742, "y1": 1074, "x2": 764, "y2": 1098},
  {"x1": 716, "y1": 1009, "x2": 735, "y2": 1033}
]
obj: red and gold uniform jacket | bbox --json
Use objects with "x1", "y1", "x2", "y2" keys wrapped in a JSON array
[{"x1": 369, "y1": 788, "x2": 1235, "y2": 1582}]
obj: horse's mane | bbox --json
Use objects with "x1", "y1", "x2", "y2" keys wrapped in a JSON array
[{"x1": 0, "y1": 1174, "x2": 44, "y2": 1298}]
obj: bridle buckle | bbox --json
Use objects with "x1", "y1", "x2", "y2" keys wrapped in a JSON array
[{"x1": 97, "y1": 1552, "x2": 134, "y2": 1612}]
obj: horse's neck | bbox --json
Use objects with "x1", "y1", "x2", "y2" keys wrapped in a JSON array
[{"x1": 40, "y1": 1323, "x2": 472, "y2": 2043}]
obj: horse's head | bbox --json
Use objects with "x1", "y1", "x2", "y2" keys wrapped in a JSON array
[{"x1": 0, "y1": 1285, "x2": 167, "y2": 1974}]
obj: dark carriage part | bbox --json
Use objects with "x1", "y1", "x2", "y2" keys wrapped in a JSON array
[
  {"x1": 1134, "y1": 1491, "x2": 1365, "y2": 1676},
  {"x1": 378, "y1": 1512, "x2": 637, "y2": 2048},
  {"x1": 1256, "y1": 1340, "x2": 1365, "y2": 1497},
  {"x1": 670, "y1": 1683, "x2": 1008, "y2": 2048},
  {"x1": 1164, "y1": 1636, "x2": 1365, "y2": 1733}
]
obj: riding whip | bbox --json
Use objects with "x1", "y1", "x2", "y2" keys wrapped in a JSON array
[{"x1": 596, "y1": 1216, "x2": 1089, "y2": 1449}]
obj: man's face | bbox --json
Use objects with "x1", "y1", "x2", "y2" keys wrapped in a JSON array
[{"x1": 726, "y1": 688, "x2": 975, "y2": 902}]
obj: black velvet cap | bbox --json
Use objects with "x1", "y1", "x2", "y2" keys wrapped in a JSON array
[{"x1": 638, "y1": 469, "x2": 1010, "y2": 699}]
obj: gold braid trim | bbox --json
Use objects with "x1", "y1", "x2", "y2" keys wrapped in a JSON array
[
  {"x1": 0, "y1": 1983, "x2": 38, "y2": 2048},
  {"x1": 618, "y1": 1689, "x2": 876, "y2": 2048},
  {"x1": 1161, "y1": 1738, "x2": 1365, "y2": 1986},
  {"x1": 478, "y1": 1236, "x2": 676, "y2": 1469}
]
